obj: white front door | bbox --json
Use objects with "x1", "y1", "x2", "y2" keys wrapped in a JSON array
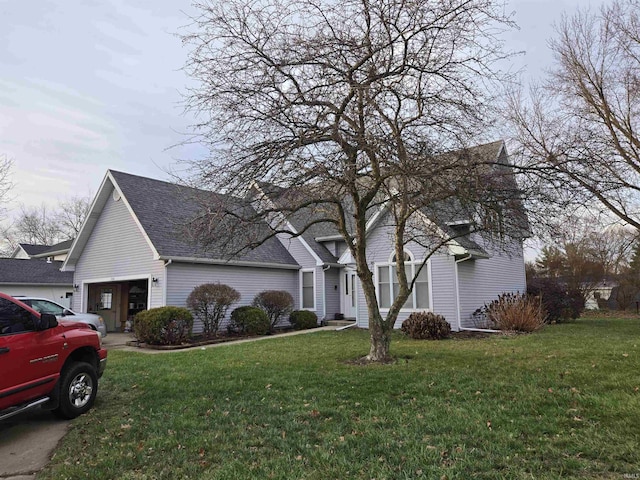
[{"x1": 343, "y1": 270, "x2": 357, "y2": 319}]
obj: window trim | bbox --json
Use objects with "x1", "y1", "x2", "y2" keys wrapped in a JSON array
[
  {"x1": 374, "y1": 250, "x2": 432, "y2": 312},
  {"x1": 300, "y1": 268, "x2": 317, "y2": 311}
]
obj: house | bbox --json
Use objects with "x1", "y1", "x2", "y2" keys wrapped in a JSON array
[
  {"x1": 10, "y1": 240, "x2": 72, "y2": 262},
  {"x1": 1, "y1": 240, "x2": 75, "y2": 307},
  {"x1": 0, "y1": 258, "x2": 74, "y2": 306},
  {"x1": 10, "y1": 243, "x2": 51, "y2": 259},
  {"x1": 62, "y1": 141, "x2": 526, "y2": 333}
]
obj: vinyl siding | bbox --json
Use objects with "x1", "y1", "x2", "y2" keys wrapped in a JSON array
[
  {"x1": 324, "y1": 267, "x2": 341, "y2": 321},
  {"x1": 72, "y1": 187, "x2": 165, "y2": 311},
  {"x1": 275, "y1": 233, "x2": 326, "y2": 316},
  {"x1": 166, "y1": 262, "x2": 299, "y2": 333},
  {"x1": 457, "y1": 241, "x2": 526, "y2": 328},
  {"x1": 1, "y1": 286, "x2": 74, "y2": 308},
  {"x1": 429, "y1": 255, "x2": 459, "y2": 330},
  {"x1": 357, "y1": 212, "x2": 446, "y2": 329}
]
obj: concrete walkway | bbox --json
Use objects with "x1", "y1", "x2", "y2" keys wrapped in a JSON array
[
  {"x1": 102, "y1": 325, "x2": 341, "y2": 354},
  {"x1": 0, "y1": 409, "x2": 68, "y2": 480}
]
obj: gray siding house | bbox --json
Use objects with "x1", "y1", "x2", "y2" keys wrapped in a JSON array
[{"x1": 62, "y1": 141, "x2": 526, "y2": 333}]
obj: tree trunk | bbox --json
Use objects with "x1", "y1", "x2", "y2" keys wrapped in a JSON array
[
  {"x1": 357, "y1": 264, "x2": 394, "y2": 361},
  {"x1": 367, "y1": 320, "x2": 391, "y2": 362}
]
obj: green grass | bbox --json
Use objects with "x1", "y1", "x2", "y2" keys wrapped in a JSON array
[{"x1": 41, "y1": 317, "x2": 640, "y2": 479}]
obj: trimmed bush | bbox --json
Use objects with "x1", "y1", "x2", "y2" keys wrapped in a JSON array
[
  {"x1": 229, "y1": 306, "x2": 270, "y2": 335},
  {"x1": 289, "y1": 310, "x2": 318, "y2": 330},
  {"x1": 134, "y1": 306, "x2": 193, "y2": 345},
  {"x1": 401, "y1": 312, "x2": 451, "y2": 340},
  {"x1": 480, "y1": 292, "x2": 546, "y2": 332},
  {"x1": 253, "y1": 290, "x2": 294, "y2": 330},
  {"x1": 186, "y1": 283, "x2": 240, "y2": 336},
  {"x1": 527, "y1": 278, "x2": 583, "y2": 322}
]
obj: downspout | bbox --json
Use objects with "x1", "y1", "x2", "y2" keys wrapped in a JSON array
[
  {"x1": 455, "y1": 253, "x2": 500, "y2": 333},
  {"x1": 322, "y1": 264, "x2": 330, "y2": 322},
  {"x1": 163, "y1": 259, "x2": 172, "y2": 306},
  {"x1": 454, "y1": 254, "x2": 472, "y2": 332}
]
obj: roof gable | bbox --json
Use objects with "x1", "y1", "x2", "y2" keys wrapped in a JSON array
[{"x1": 65, "y1": 171, "x2": 299, "y2": 269}]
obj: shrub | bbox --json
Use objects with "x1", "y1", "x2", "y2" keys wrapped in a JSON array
[
  {"x1": 482, "y1": 292, "x2": 546, "y2": 332},
  {"x1": 186, "y1": 283, "x2": 240, "y2": 336},
  {"x1": 134, "y1": 306, "x2": 193, "y2": 345},
  {"x1": 401, "y1": 312, "x2": 451, "y2": 340},
  {"x1": 289, "y1": 310, "x2": 318, "y2": 330},
  {"x1": 229, "y1": 306, "x2": 270, "y2": 335},
  {"x1": 527, "y1": 278, "x2": 583, "y2": 322},
  {"x1": 253, "y1": 290, "x2": 294, "y2": 330}
]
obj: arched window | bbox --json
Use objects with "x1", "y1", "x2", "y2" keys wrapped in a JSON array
[{"x1": 377, "y1": 249, "x2": 430, "y2": 310}]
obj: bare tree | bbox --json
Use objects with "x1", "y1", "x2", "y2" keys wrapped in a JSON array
[
  {"x1": 12, "y1": 205, "x2": 62, "y2": 246},
  {"x1": 56, "y1": 195, "x2": 91, "y2": 238},
  {"x1": 182, "y1": 0, "x2": 522, "y2": 361},
  {"x1": 3, "y1": 194, "x2": 92, "y2": 251},
  {"x1": 0, "y1": 155, "x2": 13, "y2": 221},
  {"x1": 508, "y1": 0, "x2": 640, "y2": 228}
]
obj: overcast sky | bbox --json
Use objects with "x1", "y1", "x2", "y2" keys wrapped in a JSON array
[{"x1": 1, "y1": 0, "x2": 608, "y2": 216}]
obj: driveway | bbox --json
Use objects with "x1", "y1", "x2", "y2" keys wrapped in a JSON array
[{"x1": 0, "y1": 409, "x2": 68, "y2": 480}]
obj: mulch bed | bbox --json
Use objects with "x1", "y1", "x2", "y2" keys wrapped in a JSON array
[{"x1": 127, "y1": 327, "x2": 301, "y2": 350}]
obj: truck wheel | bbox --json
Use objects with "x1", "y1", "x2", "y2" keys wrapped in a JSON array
[{"x1": 53, "y1": 362, "x2": 98, "y2": 419}]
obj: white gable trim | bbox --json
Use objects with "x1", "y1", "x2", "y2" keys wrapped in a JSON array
[
  {"x1": 251, "y1": 181, "x2": 324, "y2": 266},
  {"x1": 62, "y1": 171, "x2": 161, "y2": 271},
  {"x1": 108, "y1": 171, "x2": 161, "y2": 260}
]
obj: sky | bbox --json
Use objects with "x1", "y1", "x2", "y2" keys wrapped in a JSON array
[{"x1": 0, "y1": 0, "x2": 609, "y2": 218}]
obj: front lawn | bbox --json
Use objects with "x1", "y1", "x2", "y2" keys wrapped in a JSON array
[{"x1": 42, "y1": 317, "x2": 639, "y2": 479}]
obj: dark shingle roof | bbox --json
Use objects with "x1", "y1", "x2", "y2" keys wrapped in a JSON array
[
  {"x1": 32, "y1": 239, "x2": 73, "y2": 257},
  {"x1": 18, "y1": 244, "x2": 51, "y2": 256},
  {"x1": 109, "y1": 171, "x2": 299, "y2": 267},
  {"x1": 0, "y1": 259, "x2": 73, "y2": 285}
]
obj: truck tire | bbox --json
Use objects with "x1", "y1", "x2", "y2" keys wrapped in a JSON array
[{"x1": 53, "y1": 362, "x2": 98, "y2": 419}]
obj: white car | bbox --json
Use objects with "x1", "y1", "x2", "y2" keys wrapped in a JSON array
[{"x1": 13, "y1": 296, "x2": 107, "y2": 338}]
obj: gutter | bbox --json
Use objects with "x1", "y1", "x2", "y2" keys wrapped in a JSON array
[{"x1": 157, "y1": 256, "x2": 301, "y2": 270}]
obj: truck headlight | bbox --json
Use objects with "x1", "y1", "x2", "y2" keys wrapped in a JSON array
[{"x1": 95, "y1": 331, "x2": 102, "y2": 348}]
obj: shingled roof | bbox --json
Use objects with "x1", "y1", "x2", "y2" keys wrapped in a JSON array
[
  {"x1": 0, "y1": 259, "x2": 73, "y2": 285},
  {"x1": 17, "y1": 243, "x2": 51, "y2": 257},
  {"x1": 31, "y1": 239, "x2": 73, "y2": 258},
  {"x1": 108, "y1": 171, "x2": 299, "y2": 267}
]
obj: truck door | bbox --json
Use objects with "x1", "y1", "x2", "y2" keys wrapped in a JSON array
[{"x1": 0, "y1": 297, "x2": 62, "y2": 410}]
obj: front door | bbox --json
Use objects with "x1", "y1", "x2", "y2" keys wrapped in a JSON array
[{"x1": 343, "y1": 270, "x2": 357, "y2": 319}]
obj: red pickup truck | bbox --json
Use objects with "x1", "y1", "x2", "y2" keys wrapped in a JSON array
[{"x1": 0, "y1": 292, "x2": 107, "y2": 421}]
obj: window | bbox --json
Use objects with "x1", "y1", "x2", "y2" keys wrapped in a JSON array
[
  {"x1": 100, "y1": 289, "x2": 113, "y2": 310},
  {"x1": 376, "y1": 250, "x2": 430, "y2": 310},
  {"x1": 301, "y1": 270, "x2": 315, "y2": 309},
  {"x1": 0, "y1": 298, "x2": 35, "y2": 335},
  {"x1": 22, "y1": 299, "x2": 65, "y2": 316}
]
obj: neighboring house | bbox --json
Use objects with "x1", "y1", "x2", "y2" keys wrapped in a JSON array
[
  {"x1": 10, "y1": 240, "x2": 72, "y2": 262},
  {"x1": 0, "y1": 258, "x2": 74, "y2": 308},
  {"x1": 63, "y1": 141, "x2": 526, "y2": 333},
  {"x1": 10, "y1": 243, "x2": 51, "y2": 259}
]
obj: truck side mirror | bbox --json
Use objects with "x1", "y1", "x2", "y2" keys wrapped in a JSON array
[{"x1": 35, "y1": 313, "x2": 58, "y2": 331}]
